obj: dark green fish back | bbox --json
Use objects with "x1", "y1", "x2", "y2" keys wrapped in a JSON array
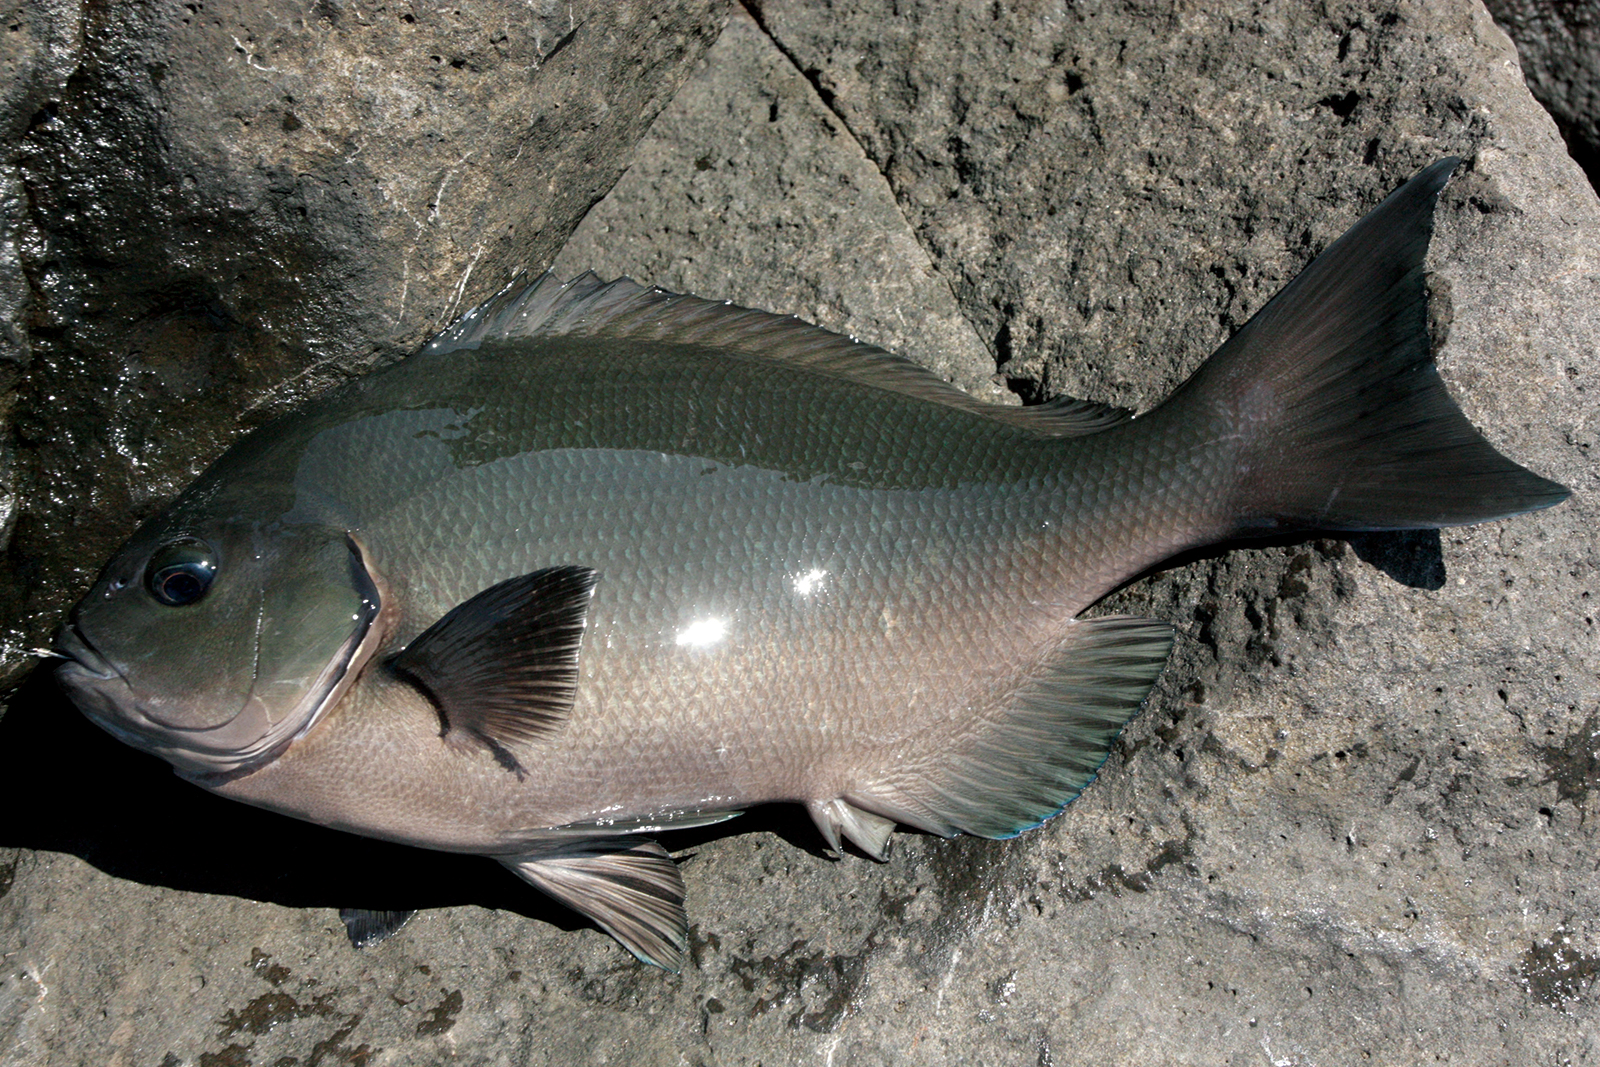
[{"x1": 416, "y1": 336, "x2": 1063, "y2": 493}]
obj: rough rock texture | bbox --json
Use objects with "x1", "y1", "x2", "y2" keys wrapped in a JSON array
[
  {"x1": 549, "y1": 14, "x2": 1004, "y2": 404},
  {"x1": 1, "y1": 0, "x2": 1596, "y2": 1064},
  {"x1": 0, "y1": 0, "x2": 727, "y2": 687},
  {"x1": 1484, "y1": 0, "x2": 1600, "y2": 186}
]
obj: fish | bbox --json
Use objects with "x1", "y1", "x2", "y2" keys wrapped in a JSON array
[{"x1": 52, "y1": 158, "x2": 1569, "y2": 970}]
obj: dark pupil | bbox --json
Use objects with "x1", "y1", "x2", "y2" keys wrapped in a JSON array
[
  {"x1": 146, "y1": 540, "x2": 217, "y2": 607},
  {"x1": 157, "y1": 568, "x2": 206, "y2": 604}
]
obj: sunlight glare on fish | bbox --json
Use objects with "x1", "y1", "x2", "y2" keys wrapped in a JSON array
[
  {"x1": 675, "y1": 616, "x2": 728, "y2": 649},
  {"x1": 792, "y1": 568, "x2": 827, "y2": 597}
]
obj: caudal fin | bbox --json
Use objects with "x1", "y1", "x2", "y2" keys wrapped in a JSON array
[{"x1": 1159, "y1": 158, "x2": 1569, "y2": 533}]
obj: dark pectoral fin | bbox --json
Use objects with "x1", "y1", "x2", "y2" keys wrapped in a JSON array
[
  {"x1": 393, "y1": 566, "x2": 599, "y2": 755},
  {"x1": 500, "y1": 838, "x2": 688, "y2": 972},
  {"x1": 338, "y1": 907, "x2": 415, "y2": 949}
]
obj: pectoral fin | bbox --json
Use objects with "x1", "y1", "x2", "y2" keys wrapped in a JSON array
[
  {"x1": 500, "y1": 838, "x2": 688, "y2": 971},
  {"x1": 393, "y1": 566, "x2": 599, "y2": 763}
]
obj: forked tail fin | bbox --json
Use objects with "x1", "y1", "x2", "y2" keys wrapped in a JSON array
[{"x1": 1156, "y1": 157, "x2": 1569, "y2": 533}]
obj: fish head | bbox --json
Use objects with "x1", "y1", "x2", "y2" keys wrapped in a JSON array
[{"x1": 54, "y1": 513, "x2": 384, "y2": 780}]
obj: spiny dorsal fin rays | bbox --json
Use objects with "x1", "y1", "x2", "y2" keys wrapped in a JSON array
[{"x1": 426, "y1": 271, "x2": 1132, "y2": 438}]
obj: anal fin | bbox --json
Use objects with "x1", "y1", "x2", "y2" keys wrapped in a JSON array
[
  {"x1": 852, "y1": 615, "x2": 1174, "y2": 841},
  {"x1": 500, "y1": 838, "x2": 687, "y2": 971},
  {"x1": 806, "y1": 798, "x2": 896, "y2": 860}
]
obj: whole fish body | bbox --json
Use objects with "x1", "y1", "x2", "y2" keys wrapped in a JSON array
[{"x1": 54, "y1": 159, "x2": 1569, "y2": 969}]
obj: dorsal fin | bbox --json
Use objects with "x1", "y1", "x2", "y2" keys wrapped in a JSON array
[{"x1": 427, "y1": 271, "x2": 1131, "y2": 438}]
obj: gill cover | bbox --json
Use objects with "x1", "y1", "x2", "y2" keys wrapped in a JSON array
[{"x1": 56, "y1": 521, "x2": 381, "y2": 778}]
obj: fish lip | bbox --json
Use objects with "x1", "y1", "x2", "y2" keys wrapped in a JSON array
[
  {"x1": 52, "y1": 615, "x2": 204, "y2": 753},
  {"x1": 53, "y1": 616, "x2": 117, "y2": 681},
  {"x1": 53, "y1": 619, "x2": 154, "y2": 749},
  {"x1": 54, "y1": 614, "x2": 239, "y2": 738}
]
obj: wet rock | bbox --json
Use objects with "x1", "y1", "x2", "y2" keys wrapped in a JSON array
[
  {"x1": 0, "y1": 0, "x2": 728, "y2": 685},
  {"x1": 0, "y1": 0, "x2": 1596, "y2": 1064},
  {"x1": 0, "y1": 0, "x2": 84, "y2": 591},
  {"x1": 1521, "y1": 928, "x2": 1600, "y2": 1008}
]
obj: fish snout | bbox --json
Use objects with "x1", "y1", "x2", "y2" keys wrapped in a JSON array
[{"x1": 53, "y1": 629, "x2": 150, "y2": 749}]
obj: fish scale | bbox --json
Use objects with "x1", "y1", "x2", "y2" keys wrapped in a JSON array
[{"x1": 55, "y1": 160, "x2": 1568, "y2": 969}]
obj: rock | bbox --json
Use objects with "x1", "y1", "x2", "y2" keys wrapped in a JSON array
[
  {"x1": 0, "y1": 0, "x2": 85, "y2": 611},
  {"x1": 1484, "y1": 0, "x2": 1600, "y2": 187},
  {"x1": 551, "y1": 12, "x2": 1004, "y2": 403},
  {"x1": 1, "y1": 0, "x2": 1596, "y2": 1064},
  {"x1": 0, "y1": 0, "x2": 728, "y2": 687}
]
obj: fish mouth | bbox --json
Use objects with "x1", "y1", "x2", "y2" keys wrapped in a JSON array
[
  {"x1": 57, "y1": 604, "x2": 376, "y2": 780},
  {"x1": 53, "y1": 619, "x2": 153, "y2": 751},
  {"x1": 54, "y1": 617, "x2": 114, "y2": 679}
]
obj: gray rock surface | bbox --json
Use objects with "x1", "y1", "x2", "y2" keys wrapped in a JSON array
[
  {"x1": 1484, "y1": 0, "x2": 1600, "y2": 185},
  {"x1": 1, "y1": 0, "x2": 1596, "y2": 1064},
  {"x1": 0, "y1": 0, "x2": 727, "y2": 687},
  {"x1": 549, "y1": 13, "x2": 1004, "y2": 403}
]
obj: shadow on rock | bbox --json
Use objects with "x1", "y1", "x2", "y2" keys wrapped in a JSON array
[
  {"x1": 1347, "y1": 528, "x2": 1446, "y2": 590},
  {"x1": 0, "y1": 664, "x2": 825, "y2": 936},
  {"x1": 1108, "y1": 527, "x2": 1449, "y2": 602},
  {"x1": 0, "y1": 665, "x2": 574, "y2": 930}
]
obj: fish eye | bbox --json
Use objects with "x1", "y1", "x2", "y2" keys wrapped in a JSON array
[{"x1": 145, "y1": 538, "x2": 219, "y2": 607}]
